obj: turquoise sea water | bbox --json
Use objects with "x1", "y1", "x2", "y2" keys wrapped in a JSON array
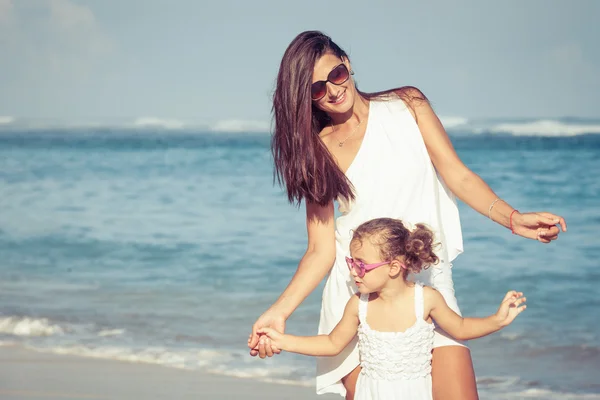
[{"x1": 1, "y1": 120, "x2": 599, "y2": 399}]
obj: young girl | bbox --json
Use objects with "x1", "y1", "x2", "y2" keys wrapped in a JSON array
[{"x1": 258, "y1": 218, "x2": 527, "y2": 400}]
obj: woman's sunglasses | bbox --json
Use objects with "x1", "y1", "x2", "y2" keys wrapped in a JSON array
[
  {"x1": 345, "y1": 256, "x2": 390, "y2": 278},
  {"x1": 311, "y1": 63, "x2": 351, "y2": 101}
]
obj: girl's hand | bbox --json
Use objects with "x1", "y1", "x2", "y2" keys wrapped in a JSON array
[
  {"x1": 495, "y1": 290, "x2": 527, "y2": 327},
  {"x1": 512, "y1": 212, "x2": 567, "y2": 243},
  {"x1": 248, "y1": 309, "x2": 286, "y2": 358},
  {"x1": 256, "y1": 327, "x2": 287, "y2": 352}
]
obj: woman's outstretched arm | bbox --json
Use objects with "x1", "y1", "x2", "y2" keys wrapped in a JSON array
[
  {"x1": 248, "y1": 200, "x2": 336, "y2": 358},
  {"x1": 401, "y1": 87, "x2": 567, "y2": 242}
]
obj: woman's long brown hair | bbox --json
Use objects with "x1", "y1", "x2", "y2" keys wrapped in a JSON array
[{"x1": 271, "y1": 31, "x2": 426, "y2": 207}]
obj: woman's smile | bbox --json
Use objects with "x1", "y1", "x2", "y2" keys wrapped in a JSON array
[{"x1": 328, "y1": 90, "x2": 347, "y2": 105}]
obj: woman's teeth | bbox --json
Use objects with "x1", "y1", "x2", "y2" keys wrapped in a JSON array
[{"x1": 332, "y1": 91, "x2": 346, "y2": 104}]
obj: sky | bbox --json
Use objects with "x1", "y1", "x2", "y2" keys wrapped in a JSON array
[{"x1": 0, "y1": 0, "x2": 598, "y2": 129}]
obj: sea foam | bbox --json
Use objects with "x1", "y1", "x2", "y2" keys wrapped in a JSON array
[{"x1": 0, "y1": 316, "x2": 64, "y2": 337}]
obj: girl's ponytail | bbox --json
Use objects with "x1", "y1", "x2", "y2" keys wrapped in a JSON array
[{"x1": 403, "y1": 223, "x2": 439, "y2": 276}]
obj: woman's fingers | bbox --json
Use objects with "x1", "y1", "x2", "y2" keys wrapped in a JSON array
[
  {"x1": 257, "y1": 327, "x2": 274, "y2": 336},
  {"x1": 248, "y1": 324, "x2": 260, "y2": 349},
  {"x1": 248, "y1": 332, "x2": 259, "y2": 356},
  {"x1": 559, "y1": 217, "x2": 567, "y2": 232},
  {"x1": 538, "y1": 225, "x2": 560, "y2": 243},
  {"x1": 536, "y1": 213, "x2": 558, "y2": 226},
  {"x1": 538, "y1": 212, "x2": 567, "y2": 232},
  {"x1": 539, "y1": 225, "x2": 559, "y2": 236}
]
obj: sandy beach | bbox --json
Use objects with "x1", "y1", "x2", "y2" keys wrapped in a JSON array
[{"x1": 0, "y1": 346, "x2": 339, "y2": 400}]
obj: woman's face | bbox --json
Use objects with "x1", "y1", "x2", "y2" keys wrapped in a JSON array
[{"x1": 311, "y1": 53, "x2": 356, "y2": 115}]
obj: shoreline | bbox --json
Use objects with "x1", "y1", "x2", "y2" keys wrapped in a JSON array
[{"x1": 0, "y1": 345, "x2": 339, "y2": 400}]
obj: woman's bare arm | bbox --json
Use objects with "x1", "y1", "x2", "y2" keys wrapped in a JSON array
[
  {"x1": 249, "y1": 201, "x2": 336, "y2": 357},
  {"x1": 401, "y1": 88, "x2": 566, "y2": 242},
  {"x1": 271, "y1": 201, "x2": 336, "y2": 317}
]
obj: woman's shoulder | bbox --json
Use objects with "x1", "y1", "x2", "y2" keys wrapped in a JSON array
[
  {"x1": 374, "y1": 86, "x2": 429, "y2": 121},
  {"x1": 369, "y1": 86, "x2": 427, "y2": 103},
  {"x1": 394, "y1": 86, "x2": 427, "y2": 101}
]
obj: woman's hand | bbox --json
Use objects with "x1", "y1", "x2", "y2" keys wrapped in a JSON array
[
  {"x1": 248, "y1": 309, "x2": 286, "y2": 358},
  {"x1": 495, "y1": 290, "x2": 527, "y2": 327},
  {"x1": 512, "y1": 212, "x2": 567, "y2": 243}
]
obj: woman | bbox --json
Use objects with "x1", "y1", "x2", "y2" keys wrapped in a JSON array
[{"x1": 248, "y1": 31, "x2": 566, "y2": 400}]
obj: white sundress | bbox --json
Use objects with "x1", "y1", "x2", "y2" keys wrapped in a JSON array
[
  {"x1": 316, "y1": 97, "x2": 465, "y2": 396},
  {"x1": 355, "y1": 283, "x2": 435, "y2": 400}
]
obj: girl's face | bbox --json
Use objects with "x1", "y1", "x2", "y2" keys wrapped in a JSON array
[
  {"x1": 348, "y1": 238, "x2": 392, "y2": 294},
  {"x1": 311, "y1": 53, "x2": 357, "y2": 115}
]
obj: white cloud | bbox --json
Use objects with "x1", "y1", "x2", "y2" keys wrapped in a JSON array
[
  {"x1": 211, "y1": 119, "x2": 271, "y2": 133},
  {"x1": 0, "y1": 116, "x2": 15, "y2": 124},
  {"x1": 133, "y1": 118, "x2": 186, "y2": 130},
  {"x1": 439, "y1": 116, "x2": 468, "y2": 129}
]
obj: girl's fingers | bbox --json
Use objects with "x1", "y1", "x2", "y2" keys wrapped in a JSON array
[
  {"x1": 537, "y1": 233, "x2": 551, "y2": 243},
  {"x1": 513, "y1": 297, "x2": 526, "y2": 306},
  {"x1": 249, "y1": 324, "x2": 260, "y2": 349},
  {"x1": 258, "y1": 340, "x2": 267, "y2": 358},
  {"x1": 503, "y1": 290, "x2": 517, "y2": 301},
  {"x1": 265, "y1": 338, "x2": 274, "y2": 357}
]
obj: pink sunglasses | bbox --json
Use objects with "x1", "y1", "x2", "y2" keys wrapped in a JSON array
[{"x1": 345, "y1": 256, "x2": 390, "y2": 278}]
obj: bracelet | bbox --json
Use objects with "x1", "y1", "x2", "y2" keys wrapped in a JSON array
[
  {"x1": 509, "y1": 209, "x2": 518, "y2": 234},
  {"x1": 488, "y1": 198, "x2": 503, "y2": 221}
]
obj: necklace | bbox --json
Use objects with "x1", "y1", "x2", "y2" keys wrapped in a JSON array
[{"x1": 332, "y1": 119, "x2": 363, "y2": 147}]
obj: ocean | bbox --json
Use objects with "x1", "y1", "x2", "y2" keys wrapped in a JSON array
[{"x1": 1, "y1": 117, "x2": 599, "y2": 399}]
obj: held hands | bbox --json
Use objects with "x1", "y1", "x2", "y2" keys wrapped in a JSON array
[
  {"x1": 255, "y1": 327, "x2": 287, "y2": 352},
  {"x1": 512, "y1": 212, "x2": 567, "y2": 243},
  {"x1": 248, "y1": 309, "x2": 286, "y2": 358},
  {"x1": 495, "y1": 290, "x2": 527, "y2": 327}
]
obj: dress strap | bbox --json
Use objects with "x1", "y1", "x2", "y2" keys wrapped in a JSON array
[
  {"x1": 414, "y1": 283, "x2": 424, "y2": 320},
  {"x1": 358, "y1": 293, "x2": 369, "y2": 324}
]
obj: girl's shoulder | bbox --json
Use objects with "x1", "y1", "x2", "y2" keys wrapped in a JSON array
[
  {"x1": 344, "y1": 292, "x2": 362, "y2": 312},
  {"x1": 421, "y1": 284, "x2": 445, "y2": 308}
]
